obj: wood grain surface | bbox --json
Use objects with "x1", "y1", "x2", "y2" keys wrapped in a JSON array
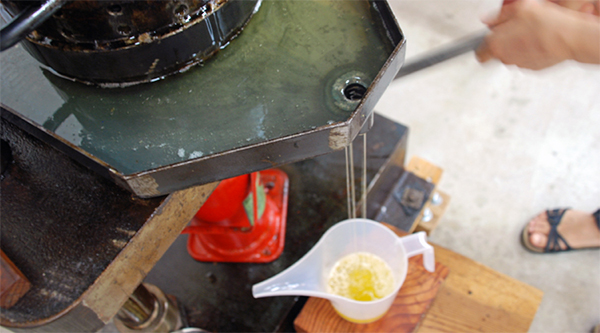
[
  {"x1": 391, "y1": 225, "x2": 543, "y2": 333},
  {"x1": 415, "y1": 245, "x2": 543, "y2": 333}
]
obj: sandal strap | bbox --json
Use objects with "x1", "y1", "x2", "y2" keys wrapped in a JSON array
[{"x1": 545, "y1": 208, "x2": 572, "y2": 252}]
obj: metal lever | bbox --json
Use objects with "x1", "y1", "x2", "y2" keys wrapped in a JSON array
[
  {"x1": 395, "y1": 29, "x2": 488, "y2": 79},
  {"x1": 394, "y1": 0, "x2": 520, "y2": 79},
  {"x1": 0, "y1": 0, "x2": 67, "y2": 51}
]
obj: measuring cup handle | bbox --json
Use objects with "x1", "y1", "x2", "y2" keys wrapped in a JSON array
[{"x1": 399, "y1": 232, "x2": 435, "y2": 272}]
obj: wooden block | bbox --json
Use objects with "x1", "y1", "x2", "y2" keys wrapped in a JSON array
[
  {"x1": 405, "y1": 157, "x2": 448, "y2": 234},
  {"x1": 406, "y1": 156, "x2": 443, "y2": 185},
  {"x1": 414, "y1": 190, "x2": 451, "y2": 236},
  {"x1": 0, "y1": 250, "x2": 31, "y2": 309},
  {"x1": 294, "y1": 255, "x2": 449, "y2": 333},
  {"x1": 416, "y1": 246, "x2": 543, "y2": 333},
  {"x1": 385, "y1": 225, "x2": 543, "y2": 333}
]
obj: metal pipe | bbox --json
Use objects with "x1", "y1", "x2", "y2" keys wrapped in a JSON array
[
  {"x1": 394, "y1": 29, "x2": 487, "y2": 79},
  {"x1": 116, "y1": 283, "x2": 158, "y2": 328},
  {"x1": 114, "y1": 283, "x2": 182, "y2": 333},
  {"x1": 0, "y1": 0, "x2": 67, "y2": 51}
]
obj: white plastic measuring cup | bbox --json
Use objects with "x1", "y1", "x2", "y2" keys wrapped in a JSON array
[{"x1": 252, "y1": 218, "x2": 435, "y2": 323}]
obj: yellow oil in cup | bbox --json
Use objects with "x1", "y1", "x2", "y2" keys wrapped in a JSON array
[
  {"x1": 327, "y1": 252, "x2": 395, "y2": 302},
  {"x1": 252, "y1": 219, "x2": 435, "y2": 323}
]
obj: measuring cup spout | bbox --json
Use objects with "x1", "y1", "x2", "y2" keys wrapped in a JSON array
[
  {"x1": 252, "y1": 244, "x2": 326, "y2": 299},
  {"x1": 398, "y1": 232, "x2": 435, "y2": 272}
]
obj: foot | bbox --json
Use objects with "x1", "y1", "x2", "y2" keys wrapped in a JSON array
[{"x1": 526, "y1": 209, "x2": 600, "y2": 250}]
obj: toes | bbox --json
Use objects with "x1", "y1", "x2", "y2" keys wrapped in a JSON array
[
  {"x1": 529, "y1": 213, "x2": 551, "y2": 233},
  {"x1": 527, "y1": 213, "x2": 543, "y2": 231},
  {"x1": 530, "y1": 233, "x2": 548, "y2": 248},
  {"x1": 531, "y1": 222, "x2": 550, "y2": 234}
]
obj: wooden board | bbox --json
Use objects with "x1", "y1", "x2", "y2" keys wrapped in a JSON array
[
  {"x1": 0, "y1": 251, "x2": 31, "y2": 309},
  {"x1": 405, "y1": 157, "x2": 449, "y2": 234},
  {"x1": 406, "y1": 156, "x2": 443, "y2": 185},
  {"x1": 294, "y1": 256, "x2": 450, "y2": 333},
  {"x1": 396, "y1": 225, "x2": 543, "y2": 333},
  {"x1": 415, "y1": 245, "x2": 543, "y2": 332},
  {"x1": 414, "y1": 190, "x2": 451, "y2": 236}
]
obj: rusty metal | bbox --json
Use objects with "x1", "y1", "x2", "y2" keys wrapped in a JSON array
[
  {"x1": 0, "y1": 139, "x2": 12, "y2": 178},
  {"x1": 1, "y1": 0, "x2": 259, "y2": 86},
  {"x1": 0, "y1": 114, "x2": 166, "y2": 330},
  {"x1": 1, "y1": 109, "x2": 216, "y2": 330},
  {"x1": 370, "y1": 172, "x2": 435, "y2": 227},
  {"x1": 399, "y1": 186, "x2": 426, "y2": 213},
  {"x1": 3, "y1": 0, "x2": 211, "y2": 44}
]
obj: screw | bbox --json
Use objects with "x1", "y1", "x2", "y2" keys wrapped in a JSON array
[
  {"x1": 422, "y1": 208, "x2": 433, "y2": 222},
  {"x1": 431, "y1": 192, "x2": 443, "y2": 205}
]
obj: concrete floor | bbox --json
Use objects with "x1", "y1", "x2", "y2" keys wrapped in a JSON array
[{"x1": 377, "y1": 1, "x2": 600, "y2": 332}]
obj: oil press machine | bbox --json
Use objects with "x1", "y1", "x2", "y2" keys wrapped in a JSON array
[{"x1": 0, "y1": 0, "x2": 439, "y2": 331}]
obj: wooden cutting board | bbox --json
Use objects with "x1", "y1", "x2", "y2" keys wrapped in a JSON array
[{"x1": 294, "y1": 255, "x2": 449, "y2": 333}]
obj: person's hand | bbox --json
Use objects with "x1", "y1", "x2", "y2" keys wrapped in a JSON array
[
  {"x1": 549, "y1": 0, "x2": 598, "y2": 14},
  {"x1": 476, "y1": 0, "x2": 600, "y2": 69}
]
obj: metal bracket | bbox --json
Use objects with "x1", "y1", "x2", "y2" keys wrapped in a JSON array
[{"x1": 395, "y1": 185, "x2": 426, "y2": 216}]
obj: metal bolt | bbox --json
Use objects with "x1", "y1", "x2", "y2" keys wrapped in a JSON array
[
  {"x1": 431, "y1": 192, "x2": 443, "y2": 205},
  {"x1": 422, "y1": 207, "x2": 433, "y2": 222}
]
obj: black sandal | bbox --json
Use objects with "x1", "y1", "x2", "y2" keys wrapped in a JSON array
[{"x1": 521, "y1": 208, "x2": 573, "y2": 253}]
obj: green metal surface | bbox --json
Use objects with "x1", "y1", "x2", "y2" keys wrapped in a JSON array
[{"x1": 1, "y1": 0, "x2": 394, "y2": 175}]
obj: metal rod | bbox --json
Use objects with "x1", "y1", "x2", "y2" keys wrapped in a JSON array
[
  {"x1": 349, "y1": 142, "x2": 356, "y2": 219},
  {"x1": 345, "y1": 146, "x2": 352, "y2": 220},
  {"x1": 116, "y1": 283, "x2": 157, "y2": 328},
  {"x1": 0, "y1": 0, "x2": 68, "y2": 52},
  {"x1": 394, "y1": 29, "x2": 487, "y2": 79},
  {"x1": 361, "y1": 133, "x2": 367, "y2": 219}
]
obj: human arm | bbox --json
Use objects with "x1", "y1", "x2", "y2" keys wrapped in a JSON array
[{"x1": 475, "y1": 0, "x2": 600, "y2": 69}]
